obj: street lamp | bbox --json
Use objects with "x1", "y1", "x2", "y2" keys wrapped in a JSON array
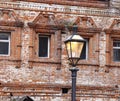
[{"x1": 64, "y1": 25, "x2": 85, "y2": 101}]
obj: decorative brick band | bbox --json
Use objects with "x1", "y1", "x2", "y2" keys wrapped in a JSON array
[{"x1": 0, "y1": 2, "x2": 119, "y2": 17}]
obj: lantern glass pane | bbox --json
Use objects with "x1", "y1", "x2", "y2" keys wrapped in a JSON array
[
  {"x1": 71, "y1": 41, "x2": 84, "y2": 58},
  {"x1": 66, "y1": 42, "x2": 71, "y2": 58}
]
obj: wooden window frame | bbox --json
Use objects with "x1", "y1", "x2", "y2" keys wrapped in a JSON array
[
  {"x1": 28, "y1": 25, "x2": 62, "y2": 68},
  {"x1": 29, "y1": 28, "x2": 58, "y2": 63},
  {"x1": 0, "y1": 26, "x2": 23, "y2": 70},
  {"x1": 77, "y1": 32, "x2": 99, "y2": 66},
  {"x1": 106, "y1": 30, "x2": 120, "y2": 67}
]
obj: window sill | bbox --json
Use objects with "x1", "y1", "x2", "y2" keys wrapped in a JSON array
[
  {"x1": 29, "y1": 58, "x2": 61, "y2": 64},
  {"x1": 0, "y1": 56, "x2": 21, "y2": 62},
  {"x1": 0, "y1": 54, "x2": 10, "y2": 56},
  {"x1": 106, "y1": 62, "x2": 120, "y2": 68},
  {"x1": 78, "y1": 60, "x2": 99, "y2": 66}
]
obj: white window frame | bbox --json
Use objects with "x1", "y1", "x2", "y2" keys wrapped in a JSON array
[
  {"x1": 113, "y1": 40, "x2": 120, "y2": 62},
  {"x1": 0, "y1": 33, "x2": 10, "y2": 56},
  {"x1": 38, "y1": 35, "x2": 50, "y2": 58},
  {"x1": 85, "y1": 39, "x2": 89, "y2": 60}
]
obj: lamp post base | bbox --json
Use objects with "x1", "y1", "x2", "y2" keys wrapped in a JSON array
[{"x1": 69, "y1": 68, "x2": 79, "y2": 101}]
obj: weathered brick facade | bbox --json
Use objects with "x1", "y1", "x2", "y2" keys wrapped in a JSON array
[{"x1": 0, "y1": 0, "x2": 120, "y2": 101}]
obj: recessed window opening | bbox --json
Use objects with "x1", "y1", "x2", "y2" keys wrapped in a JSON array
[
  {"x1": 113, "y1": 40, "x2": 120, "y2": 62},
  {"x1": 0, "y1": 32, "x2": 10, "y2": 56},
  {"x1": 80, "y1": 38, "x2": 89, "y2": 60},
  {"x1": 38, "y1": 35, "x2": 50, "y2": 58}
]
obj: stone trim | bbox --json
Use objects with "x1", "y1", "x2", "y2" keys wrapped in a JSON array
[
  {"x1": 0, "y1": 2, "x2": 119, "y2": 17},
  {"x1": 14, "y1": 0, "x2": 109, "y2": 8}
]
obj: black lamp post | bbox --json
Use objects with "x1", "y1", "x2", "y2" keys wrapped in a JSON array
[{"x1": 64, "y1": 25, "x2": 85, "y2": 101}]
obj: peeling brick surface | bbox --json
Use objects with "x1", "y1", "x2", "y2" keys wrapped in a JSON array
[{"x1": 0, "y1": 1, "x2": 120, "y2": 101}]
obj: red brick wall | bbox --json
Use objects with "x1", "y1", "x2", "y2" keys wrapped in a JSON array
[{"x1": 0, "y1": 1, "x2": 120, "y2": 101}]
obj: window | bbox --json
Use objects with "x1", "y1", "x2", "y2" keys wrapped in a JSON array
[
  {"x1": 80, "y1": 38, "x2": 89, "y2": 59},
  {"x1": 0, "y1": 32, "x2": 10, "y2": 55},
  {"x1": 38, "y1": 36, "x2": 50, "y2": 57},
  {"x1": 113, "y1": 40, "x2": 120, "y2": 62}
]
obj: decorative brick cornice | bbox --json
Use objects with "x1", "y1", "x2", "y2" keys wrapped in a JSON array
[
  {"x1": 27, "y1": 23, "x2": 64, "y2": 31},
  {"x1": 28, "y1": 22, "x2": 102, "y2": 34},
  {"x1": 28, "y1": 13, "x2": 101, "y2": 33},
  {"x1": 0, "y1": 2, "x2": 119, "y2": 17},
  {"x1": 109, "y1": 19, "x2": 120, "y2": 29},
  {"x1": 0, "y1": 20, "x2": 24, "y2": 27},
  {"x1": 105, "y1": 29, "x2": 120, "y2": 35},
  {"x1": 0, "y1": 9, "x2": 24, "y2": 27},
  {"x1": 105, "y1": 19, "x2": 120, "y2": 34},
  {"x1": 14, "y1": 0, "x2": 109, "y2": 8}
]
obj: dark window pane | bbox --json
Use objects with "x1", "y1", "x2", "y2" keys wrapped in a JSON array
[
  {"x1": 39, "y1": 36, "x2": 48, "y2": 57},
  {"x1": 80, "y1": 38, "x2": 89, "y2": 59},
  {"x1": 0, "y1": 42, "x2": 9, "y2": 55},
  {"x1": 113, "y1": 41, "x2": 120, "y2": 47},
  {"x1": 98, "y1": 0, "x2": 106, "y2": 1},
  {"x1": 80, "y1": 41, "x2": 86, "y2": 59},
  {"x1": 0, "y1": 34, "x2": 9, "y2": 40},
  {"x1": 113, "y1": 49, "x2": 120, "y2": 61}
]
